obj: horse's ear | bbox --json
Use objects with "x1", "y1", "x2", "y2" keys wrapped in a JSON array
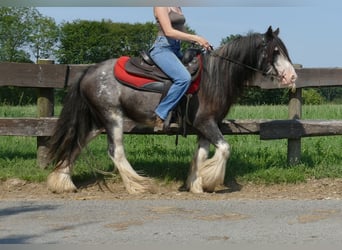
[
  {"x1": 266, "y1": 26, "x2": 280, "y2": 38},
  {"x1": 273, "y1": 28, "x2": 280, "y2": 36},
  {"x1": 266, "y1": 26, "x2": 273, "y2": 38}
]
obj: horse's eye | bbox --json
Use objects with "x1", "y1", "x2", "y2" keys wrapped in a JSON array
[{"x1": 274, "y1": 47, "x2": 280, "y2": 55}]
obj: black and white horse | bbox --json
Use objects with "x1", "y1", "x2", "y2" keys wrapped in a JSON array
[{"x1": 47, "y1": 26, "x2": 297, "y2": 194}]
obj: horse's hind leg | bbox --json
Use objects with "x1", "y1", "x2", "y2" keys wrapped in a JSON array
[
  {"x1": 106, "y1": 112, "x2": 154, "y2": 194},
  {"x1": 47, "y1": 129, "x2": 102, "y2": 193},
  {"x1": 47, "y1": 160, "x2": 77, "y2": 193}
]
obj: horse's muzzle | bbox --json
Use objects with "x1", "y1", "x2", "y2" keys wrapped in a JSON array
[{"x1": 280, "y1": 68, "x2": 297, "y2": 86}]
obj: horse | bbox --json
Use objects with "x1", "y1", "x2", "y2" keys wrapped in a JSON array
[{"x1": 47, "y1": 26, "x2": 297, "y2": 194}]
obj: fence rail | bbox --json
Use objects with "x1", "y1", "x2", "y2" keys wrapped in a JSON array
[
  {"x1": 0, "y1": 117, "x2": 341, "y2": 138},
  {"x1": 0, "y1": 61, "x2": 341, "y2": 167}
]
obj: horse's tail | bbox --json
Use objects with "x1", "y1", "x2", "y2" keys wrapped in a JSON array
[{"x1": 48, "y1": 67, "x2": 96, "y2": 166}]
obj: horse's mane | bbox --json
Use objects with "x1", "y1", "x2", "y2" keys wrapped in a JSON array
[{"x1": 199, "y1": 31, "x2": 287, "y2": 117}]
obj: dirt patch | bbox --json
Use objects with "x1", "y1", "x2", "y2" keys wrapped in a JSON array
[
  {"x1": 105, "y1": 220, "x2": 145, "y2": 231},
  {"x1": 1, "y1": 178, "x2": 342, "y2": 201},
  {"x1": 295, "y1": 209, "x2": 340, "y2": 224},
  {"x1": 195, "y1": 212, "x2": 250, "y2": 221}
]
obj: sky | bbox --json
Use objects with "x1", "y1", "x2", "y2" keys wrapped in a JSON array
[{"x1": 3, "y1": 0, "x2": 342, "y2": 68}]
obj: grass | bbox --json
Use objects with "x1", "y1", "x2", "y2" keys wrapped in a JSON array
[{"x1": 0, "y1": 104, "x2": 341, "y2": 185}]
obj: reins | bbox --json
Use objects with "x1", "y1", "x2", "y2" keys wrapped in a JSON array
[
  {"x1": 208, "y1": 51, "x2": 270, "y2": 76},
  {"x1": 203, "y1": 37, "x2": 280, "y2": 80}
]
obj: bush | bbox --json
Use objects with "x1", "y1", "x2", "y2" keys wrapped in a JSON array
[
  {"x1": 0, "y1": 87, "x2": 36, "y2": 105},
  {"x1": 238, "y1": 88, "x2": 289, "y2": 105},
  {"x1": 302, "y1": 88, "x2": 324, "y2": 104}
]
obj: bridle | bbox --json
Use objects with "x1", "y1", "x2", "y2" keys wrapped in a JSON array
[{"x1": 205, "y1": 36, "x2": 281, "y2": 81}]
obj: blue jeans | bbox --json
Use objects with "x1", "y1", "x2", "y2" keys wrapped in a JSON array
[{"x1": 149, "y1": 36, "x2": 191, "y2": 120}]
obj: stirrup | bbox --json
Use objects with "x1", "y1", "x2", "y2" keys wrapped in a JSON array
[{"x1": 164, "y1": 111, "x2": 180, "y2": 132}]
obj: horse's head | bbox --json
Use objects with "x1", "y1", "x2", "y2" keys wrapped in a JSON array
[{"x1": 260, "y1": 26, "x2": 297, "y2": 87}]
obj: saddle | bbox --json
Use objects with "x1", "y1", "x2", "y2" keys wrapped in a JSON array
[{"x1": 114, "y1": 48, "x2": 202, "y2": 94}]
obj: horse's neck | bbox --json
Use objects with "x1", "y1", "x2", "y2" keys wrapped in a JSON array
[
  {"x1": 229, "y1": 37, "x2": 257, "y2": 64},
  {"x1": 199, "y1": 39, "x2": 259, "y2": 111}
]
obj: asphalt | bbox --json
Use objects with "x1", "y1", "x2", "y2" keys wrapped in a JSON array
[{"x1": 0, "y1": 199, "x2": 341, "y2": 248}]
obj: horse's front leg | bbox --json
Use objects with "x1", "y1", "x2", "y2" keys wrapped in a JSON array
[
  {"x1": 189, "y1": 120, "x2": 230, "y2": 193},
  {"x1": 199, "y1": 138, "x2": 230, "y2": 192},
  {"x1": 187, "y1": 136, "x2": 210, "y2": 193}
]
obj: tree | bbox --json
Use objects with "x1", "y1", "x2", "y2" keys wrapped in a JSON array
[
  {"x1": 56, "y1": 20, "x2": 198, "y2": 64},
  {"x1": 29, "y1": 15, "x2": 59, "y2": 62},
  {"x1": 317, "y1": 87, "x2": 342, "y2": 103},
  {"x1": 0, "y1": 7, "x2": 59, "y2": 63},
  {"x1": 56, "y1": 20, "x2": 158, "y2": 64},
  {"x1": 0, "y1": 7, "x2": 59, "y2": 105},
  {"x1": 220, "y1": 34, "x2": 242, "y2": 45},
  {"x1": 0, "y1": 7, "x2": 36, "y2": 62}
]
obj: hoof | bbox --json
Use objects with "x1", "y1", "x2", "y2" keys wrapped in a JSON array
[
  {"x1": 187, "y1": 176, "x2": 204, "y2": 194},
  {"x1": 47, "y1": 171, "x2": 77, "y2": 193},
  {"x1": 124, "y1": 176, "x2": 156, "y2": 194}
]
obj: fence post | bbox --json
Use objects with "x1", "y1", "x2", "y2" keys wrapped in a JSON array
[
  {"x1": 37, "y1": 59, "x2": 55, "y2": 168},
  {"x1": 287, "y1": 65, "x2": 303, "y2": 165}
]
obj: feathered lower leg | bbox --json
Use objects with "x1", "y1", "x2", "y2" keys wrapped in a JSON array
[
  {"x1": 187, "y1": 137, "x2": 210, "y2": 193},
  {"x1": 47, "y1": 161, "x2": 77, "y2": 193}
]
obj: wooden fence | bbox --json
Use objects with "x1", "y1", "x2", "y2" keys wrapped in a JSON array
[{"x1": 0, "y1": 60, "x2": 341, "y2": 168}]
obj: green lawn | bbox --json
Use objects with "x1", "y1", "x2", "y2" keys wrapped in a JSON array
[{"x1": 0, "y1": 104, "x2": 341, "y2": 185}]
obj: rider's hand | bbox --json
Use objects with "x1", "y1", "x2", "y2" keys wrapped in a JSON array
[{"x1": 194, "y1": 35, "x2": 212, "y2": 50}]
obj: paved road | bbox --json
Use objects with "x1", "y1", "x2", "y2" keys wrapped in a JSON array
[{"x1": 0, "y1": 199, "x2": 341, "y2": 247}]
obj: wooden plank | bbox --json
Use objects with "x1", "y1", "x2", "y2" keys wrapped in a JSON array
[
  {"x1": 219, "y1": 119, "x2": 262, "y2": 135},
  {"x1": 0, "y1": 118, "x2": 263, "y2": 136},
  {"x1": 260, "y1": 119, "x2": 342, "y2": 140},
  {"x1": 295, "y1": 68, "x2": 342, "y2": 88},
  {"x1": 249, "y1": 76, "x2": 282, "y2": 89},
  {"x1": 1, "y1": 118, "x2": 341, "y2": 138},
  {"x1": 65, "y1": 64, "x2": 92, "y2": 87},
  {"x1": 123, "y1": 119, "x2": 263, "y2": 135},
  {"x1": 1, "y1": 63, "x2": 342, "y2": 89},
  {"x1": 0, "y1": 62, "x2": 68, "y2": 88},
  {"x1": 62, "y1": 66, "x2": 342, "y2": 89},
  {"x1": 0, "y1": 118, "x2": 58, "y2": 136},
  {"x1": 248, "y1": 68, "x2": 342, "y2": 89}
]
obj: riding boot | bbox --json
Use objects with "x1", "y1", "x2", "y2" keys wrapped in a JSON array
[{"x1": 154, "y1": 116, "x2": 164, "y2": 132}]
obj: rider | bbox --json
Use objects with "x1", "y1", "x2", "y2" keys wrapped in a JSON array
[{"x1": 149, "y1": 7, "x2": 211, "y2": 131}]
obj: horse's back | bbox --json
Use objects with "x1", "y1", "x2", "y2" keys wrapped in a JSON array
[
  {"x1": 80, "y1": 59, "x2": 120, "y2": 105},
  {"x1": 79, "y1": 58, "x2": 161, "y2": 125}
]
